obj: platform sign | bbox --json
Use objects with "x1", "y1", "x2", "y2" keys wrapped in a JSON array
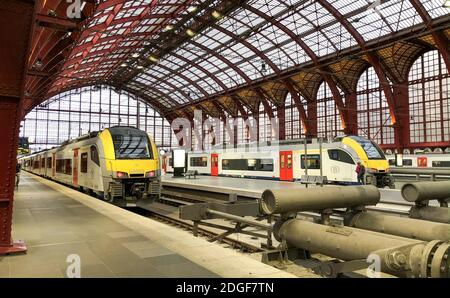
[{"x1": 172, "y1": 148, "x2": 186, "y2": 177}]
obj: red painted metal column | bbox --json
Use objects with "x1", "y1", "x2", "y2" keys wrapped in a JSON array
[
  {"x1": 392, "y1": 83, "x2": 410, "y2": 151},
  {"x1": 306, "y1": 101, "x2": 317, "y2": 138},
  {"x1": 277, "y1": 104, "x2": 286, "y2": 141},
  {"x1": 0, "y1": 96, "x2": 27, "y2": 255},
  {"x1": 344, "y1": 92, "x2": 358, "y2": 135}
]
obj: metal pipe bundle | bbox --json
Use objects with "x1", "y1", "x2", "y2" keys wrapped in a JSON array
[
  {"x1": 345, "y1": 211, "x2": 450, "y2": 241},
  {"x1": 276, "y1": 219, "x2": 450, "y2": 278},
  {"x1": 261, "y1": 185, "x2": 380, "y2": 214},
  {"x1": 401, "y1": 181, "x2": 450, "y2": 203}
]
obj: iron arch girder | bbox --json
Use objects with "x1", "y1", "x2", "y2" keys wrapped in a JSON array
[
  {"x1": 211, "y1": 24, "x2": 282, "y2": 75},
  {"x1": 231, "y1": 95, "x2": 249, "y2": 121},
  {"x1": 127, "y1": 79, "x2": 183, "y2": 107},
  {"x1": 284, "y1": 79, "x2": 311, "y2": 135},
  {"x1": 225, "y1": 12, "x2": 296, "y2": 67},
  {"x1": 134, "y1": 70, "x2": 195, "y2": 104},
  {"x1": 255, "y1": 88, "x2": 275, "y2": 119},
  {"x1": 148, "y1": 62, "x2": 210, "y2": 98},
  {"x1": 321, "y1": 74, "x2": 348, "y2": 131},
  {"x1": 317, "y1": 0, "x2": 399, "y2": 125},
  {"x1": 409, "y1": 0, "x2": 450, "y2": 71},
  {"x1": 244, "y1": 4, "x2": 349, "y2": 125},
  {"x1": 189, "y1": 40, "x2": 252, "y2": 84},
  {"x1": 169, "y1": 52, "x2": 226, "y2": 92}
]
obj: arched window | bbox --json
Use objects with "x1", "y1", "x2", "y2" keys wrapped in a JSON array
[
  {"x1": 285, "y1": 93, "x2": 305, "y2": 139},
  {"x1": 258, "y1": 103, "x2": 276, "y2": 142},
  {"x1": 356, "y1": 67, "x2": 394, "y2": 145},
  {"x1": 317, "y1": 81, "x2": 343, "y2": 139},
  {"x1": 409, "y1": 50, "x2": 449, "y2": 143},
  {"x1": 20, "y1": 85, "x2": 176, "y2": 152}
]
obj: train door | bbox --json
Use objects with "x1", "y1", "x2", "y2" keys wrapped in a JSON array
[
  {"x1": 162, "y1": 156, "x2": 167, "y2": 174},
  {"x1": 52, "y1": 153, "x2": 56, "y2": 176},
  {"x1": 417, "y1": 157, "x2": 427, "y2": 168},
  {"x1": 73, "y1": 149, "x2": 79, "y2": 187},
  {"x1": 279, "y1": 151, "x2": 293, "y2": 181},
  {"x1": 211, "y1": 154, "x2": 219, "y2": 176}
]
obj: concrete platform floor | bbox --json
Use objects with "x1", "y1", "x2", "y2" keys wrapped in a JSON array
[{"x1": 0, "y1": 172, "x2": 294, "y2": 278}]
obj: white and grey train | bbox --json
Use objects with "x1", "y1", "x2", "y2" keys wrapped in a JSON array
[{"x1": 162, "y1": 135, "x2": 395, "y2": 188}]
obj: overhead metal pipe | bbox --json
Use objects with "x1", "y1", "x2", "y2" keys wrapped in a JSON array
[
  {"x1": 401, "y1": 181, "x2": 450, "y2": 204},
  {"x1": 276, "y1": 219, "x2": 450, "y2": 278},
  {"x1": 261, "y1": 185, "x2": 380, "y2": 214},
  {"x1": 344, "y1": 211, "x2": 450, "y2": 241}
]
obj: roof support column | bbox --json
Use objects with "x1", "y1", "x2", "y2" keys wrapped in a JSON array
[
  {"x1": 344, "y1": 92, "x2": 358, "y2": 135},
  {"x1": 306, "y1": 100, "x2": 317, "y2": 138},
  {"x1": 392, "y1": 83, "x2": 410, "y2": 151},
  {"x1": 277, "y1": 103, "x2": 286, "y2": 141},
  {"x1": 0, "y1": 96, "x2": 27, "y2": 255}
]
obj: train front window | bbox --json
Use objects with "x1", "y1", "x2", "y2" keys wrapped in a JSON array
[
  {"x1": 349, "y1": 136, "x2": 385, "y2": 160},
  {"x1": 110, "y1": 127, "x2": 153, "y2": 160}
]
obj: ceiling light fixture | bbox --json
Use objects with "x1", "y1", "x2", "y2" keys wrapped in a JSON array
[
  {"x1": 132, "y1": 53, "x2": 140, "y2": 58},
  {"x1": 136, "y1": 65, "x2": 144, "y2": 70},
  {"x1": 186, "y1": 29, "x2": 196, "y2": 37},
  {"x1": 164, "y1": 24, "x2": 174, "y2": 31},
  {"x1": 212, "y1": 10, "x2": 223, "y2": 19},
  {"x1": 120, "y1": 63, "x2": 127, "y2": 67},
  {"x1": 187, "y1": 6, "x2": 197, "y2": 13},
  {"x1": 148, "y1": 55, "x2": 159, "y2": 63}
]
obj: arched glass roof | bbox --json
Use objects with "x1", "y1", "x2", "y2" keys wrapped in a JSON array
[{"x1": 27, "y1": 0, "x2": 450, "y2": 115}]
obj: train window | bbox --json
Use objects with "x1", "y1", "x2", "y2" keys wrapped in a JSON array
[
  {"x1": 301, "y1": 155, "x2": 321, "y2": 169},
  {"x1": 110, "y1": 127, "x2": 153, "y2": 160},
  {"x1": 169, "y1": 158, "x2": 173, "y2": 167},
  {"x1": 90, "y1": 146, "x2": 100, "y2": 166},
  {"x1": 64, "y1": 159, "x2": 72, "y2": 175},
  {"x1": 47, "y1": 157, "x2": 52, "y2": 169},
  {"x1": 41, "y1": 158, "x2": 46, "y2": 168},
  {"x1": 80, "y1": 153, "x2": 88, "y2": 173},
  {"x1": 388, "y1": 159, "x2": 395, "y2": 166},
  {"x1": 403, "y1": 159, "x2": 413, "y2": 166},
  {"x1": 33, "y1": 160, "x2": 40, "y2": 169},
  {"x1": 56, "y1": 160, "x2": 63, "y2": 173},
  {"x1": 348, "y1": 136, "x2": 385, "y2": 160},
  {"x1": 287, "y1": 155, "x2": 292, "y2": 169},
  {"x1": 222, "y1": 159, "x2": 273, "y2": 172},
  {"x1": 190, "y1": 157, "x2": 207, "y2": 167},
  {"x1": 432, "y1": 161, "x2": 450, "y2": 167},
  {"x1": 327, "y1": 149, "x2": 355, "y2": 165}
]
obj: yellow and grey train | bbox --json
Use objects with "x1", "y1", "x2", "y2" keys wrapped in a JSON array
[
  {"x1": 20, "y1": 126, "x2": 161, "y2": 205},
  {"x1": 163, "y1": 135, "x2": 394, "y2": 188}
]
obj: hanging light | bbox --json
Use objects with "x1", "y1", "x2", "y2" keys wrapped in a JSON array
[
  {"x1": 187, "y1": 6, "x2": 197, "y2": 13},
  {"x1": 120, "y1": 63, "x2": 127, "y2": 67},
  {"x1": 443, "y1": 0, "x2": 450, "y2": 8},
  {"x1": 136, "y1": 65, "x2": 144, "y2": 70},
  {"x1": 164, "y1": 24, "x2": 174, "y2": 31},
  {"x1": 186, "y1": 28, "x2": 196, "y2": 37},
  {"x1": 148, "y1": 55, "x2": 159, "y2": 63},
  {"x1": 132, "y1": 53, "x2": 140, "y2": 58},
  {"x1": 212, "y1": 10, "x2": 223, "y2": 19}
]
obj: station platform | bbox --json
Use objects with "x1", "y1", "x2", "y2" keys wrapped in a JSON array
[
  {"x1": 162, "y1": 175, "x2": 309, "y2": 199},
  {"x1": 1, "y1": 172, "x2": 295, "y2": 278},
  {"x1": 162, "y1": 175, "x2": 406, "y2": 202}
]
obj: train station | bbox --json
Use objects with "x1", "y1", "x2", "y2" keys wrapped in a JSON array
[{"x1": 0, "y1": 0, "x2": 449, "y2": 281}]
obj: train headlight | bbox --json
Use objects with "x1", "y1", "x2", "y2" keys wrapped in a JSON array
[
  {"x1": 116, "y1": 171, "x2": 128, "y2": 178},
  {"x1": 145, "y1": 171, "x2": 155, "y2": 178}
]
